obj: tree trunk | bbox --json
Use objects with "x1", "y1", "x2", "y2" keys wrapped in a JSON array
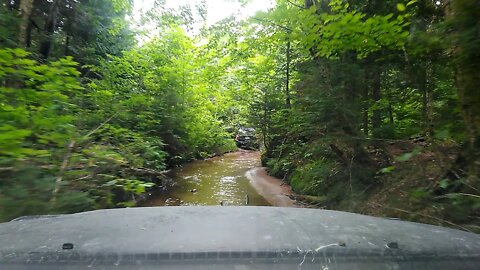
[
  {"x1": 371, "y1": 66, "x2": 382, "y2": 135},
  {"x1": 421, "y1": 58, "x2": 434, "y2": 138},
  {"x1": 448, "y1": 0, "x2": 480, "y2": 184},
  {"x1": 362, "y1": 68, "x2": 369, "y2": 136},
  {"x1": 262, "y1": 87, "x2": 269, "y2": 152},
  {"x1": 25, "y1": 20, "x2": 33, "y2": 47},
  {"x1": 285, "y1": 40, "x2": 291, "y2": 108},
  {"x1": 304, "y1": 0, "x2": 317, "y2": 8},
  {"x1": 64, "y1": 34, "x2": 70, "y2": 55},
  {"x1": 18, "y1": 0, "x2": 34, "y2": 46},
  {"x1": 39, "y1": 0, "x2": 59, "y2": 59},
  {"x1": 388, "y1": 102, "x2": 394, "y2": 125}
]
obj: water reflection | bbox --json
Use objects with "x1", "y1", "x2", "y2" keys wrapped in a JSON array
[{"x1": 143, "y1": 150, "x2": 270, "y2": 206}]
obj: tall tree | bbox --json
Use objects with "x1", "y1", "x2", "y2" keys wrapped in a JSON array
[{"x1": 447, "y1": 0, "x2": 480, "y2": 184}]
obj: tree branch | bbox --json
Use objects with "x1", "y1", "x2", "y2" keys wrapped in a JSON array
[
  {"x1": 122, "y1": 165, "x2": 170, "y2": 177},
  {"x1": 50, "y1": 140, "x2": 76, "y2": 207},
  {"x1": 49, "y1": 113, "x2": 117, "y2": 206},
  {"x1": 287, "y1": 0, "x2": 306, "y2": 9},
  {"x1": 251, "y1": 17, "x2": 292, "y2": 32},
  {"x1": 80, "y1": 112, "x2": 118, "y2": 142},
  {"x1": 0, "y1": 165, "x2": 55, "y2": 171}
]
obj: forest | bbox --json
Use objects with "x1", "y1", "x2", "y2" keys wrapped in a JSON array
[{"x1": 0, "y1": 0, "x2": 479, "y2": 232}]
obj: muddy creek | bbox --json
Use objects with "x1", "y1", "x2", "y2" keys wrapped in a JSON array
[{"x1": 143, "y1": 151, "x2": 281, "y2": 206}]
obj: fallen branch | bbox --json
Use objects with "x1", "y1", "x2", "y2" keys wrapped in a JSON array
[
  {"x1": 251, "y1": 17, "x2": 292, "y2": 32},
  {"x1": 289, "y1": 194, "x2": 327, "y2": 204},
  {"x1": 50, "y1": 140, "x2": 76, "y2": 207},
  {"x1": 329, "y1": 144, "x2": 348, "y2": 164},
  {"x1": 435, "y1": 193, "x2": 480, "y2": 199},
  {"x1": 122, "y1": 165, "x2": 170, "y2": 177}
]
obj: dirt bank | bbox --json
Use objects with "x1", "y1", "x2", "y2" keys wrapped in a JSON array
[{"x1": 246, "y1": 167, "x2": 298, "y2": 207}]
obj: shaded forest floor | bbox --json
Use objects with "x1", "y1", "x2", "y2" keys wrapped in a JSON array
[{"x1": 356, "y1": 141, "x2": 472, "y2": 229}]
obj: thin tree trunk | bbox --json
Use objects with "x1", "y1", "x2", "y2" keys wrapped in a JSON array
[
  {"x1": 421, "y1": 58, "x2": 434, "y2": 138},
  {"x1": 263, "y1": 87, "x2": 269, "y2": 152},
  {"x1": 363, "y1": 68, "x2": 369, "y2": 136},
  {"x1": 388, "y1": 102, "x2": 394, "y2": 125},
  {"x1": 64, "y1": 34, "x2": 70, "y2": 55},
  {"x1": 363, "y1": 105, "x2": 369, "y2": 135},
  {"x1": 39, "y1": 0, "x2": 59, "y2": 59},
  {"x1": 285, "y1": 40, "x2": 291, "y2": 108},
  {"x1": 18, "y1": 0, "x2": 34, "y2": 46},
  {"x1": 63, "y1": 3, "x2": 76, "y2": 57},
  {"x1": 426, "y1": 59, "x2": 433, "y2": 137},
  {"x1": 25, "y1": 20, "x2": 33, "y2": 47},
  {"x1": 371, "y1": 66, "x2": 382, "y2": 135}
]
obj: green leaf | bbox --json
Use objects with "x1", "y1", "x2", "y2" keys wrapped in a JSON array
[
  {"x1": 379, "y1": 166, "x2": 396, "y2": 174},
  {"x1": 407, "y1": 0, "x2": 417, "y2": 6},
  {"x1": 395, "y1": 148, "x2": 421, "y2": 162},
  {"x1": 439, "y1": 179, "x2": 450, "y2": 189},
  {"x1": 411, "y1": 188, "x2": 428, "y2": 199},
  {"x1": 396, "y1": 3, "x2": 406, "y2": 12},
  {"x1": 104, "y1": 180, "x2": 118, "y2": 187},
  {"x1": 395, "y1": 152, "x2": 414, "y2": 162}
]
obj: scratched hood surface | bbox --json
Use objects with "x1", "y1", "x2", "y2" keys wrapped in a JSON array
[{"x1": 0, "y1": 206, "x2": 479, "y2": 270}]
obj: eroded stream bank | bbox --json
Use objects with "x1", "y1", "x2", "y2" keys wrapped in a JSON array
[{"x1": 142, "y1": 150, "x2": 297, "y2": 207}]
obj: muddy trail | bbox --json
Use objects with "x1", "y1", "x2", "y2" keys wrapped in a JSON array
[{"x1": 142, "y1": 150, "x2": 297, "y2": 207}]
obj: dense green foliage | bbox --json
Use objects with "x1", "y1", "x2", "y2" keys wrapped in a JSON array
[
  {"x1": 246, "y1": 0, "x2": 479, "y2": 231},
  {"x1": 0, "y1": 0, "x2": 238, "y2": 220},
  {"x1": 0, "y1": 0, "x2": 479, "y2": 230}
]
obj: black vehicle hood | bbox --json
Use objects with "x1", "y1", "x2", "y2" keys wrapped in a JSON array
[{"x1": 0, "y1": 206, "x2": 479, "y2": 269}]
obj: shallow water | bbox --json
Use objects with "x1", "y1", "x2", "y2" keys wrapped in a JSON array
[{"x1": 143, "y1": 150, "x2": 270, "y2": 206}]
